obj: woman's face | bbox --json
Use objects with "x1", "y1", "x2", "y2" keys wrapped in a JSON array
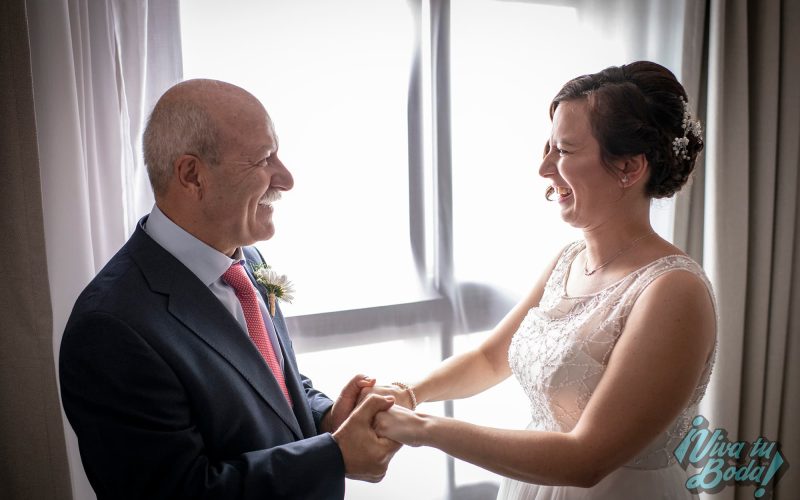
[{"x1": 539, "y1": 99, "x2": 624, "y2": 230}]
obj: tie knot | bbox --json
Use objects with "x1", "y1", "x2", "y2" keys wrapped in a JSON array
[{"x1": 222, "y1": 263, "x2": 254, "y2": 296}]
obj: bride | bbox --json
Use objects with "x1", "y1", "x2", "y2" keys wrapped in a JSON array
[{"x1": 370, "y1": 61, "x2": 716, "y2": 499}]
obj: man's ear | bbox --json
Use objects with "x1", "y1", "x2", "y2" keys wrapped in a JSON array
[
  {"x1": 616, "y1": 153, "x2": 648, "y2": 188},
  {"x1": 174, "y1": 154, "x2": 205, "y2": 200}
]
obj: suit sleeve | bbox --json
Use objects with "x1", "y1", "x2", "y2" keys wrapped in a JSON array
[{"x1": 60, "y1": 312, "x2": 345, "y2": 500}]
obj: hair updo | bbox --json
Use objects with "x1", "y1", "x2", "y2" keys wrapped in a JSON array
[{"x1": 550, "y1": 61, "x2": 704, "y2": 199}]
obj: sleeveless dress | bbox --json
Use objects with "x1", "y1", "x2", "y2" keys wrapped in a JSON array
[{"x1": 497, "y1": 241, "x2": 716, "y2": 500}]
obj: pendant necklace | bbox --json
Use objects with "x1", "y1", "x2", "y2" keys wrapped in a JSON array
[{"x1": 583, "y1": 231, "x2": 656, "y2": 276}]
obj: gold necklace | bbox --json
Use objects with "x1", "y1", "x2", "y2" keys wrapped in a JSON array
[{"x1": 583, "y1": 231, "x2": 656, "y2": 276}]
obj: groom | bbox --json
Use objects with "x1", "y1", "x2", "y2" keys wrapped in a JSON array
[{"x1": 59, "y1": 79, "x2": 399, "y2": 499}]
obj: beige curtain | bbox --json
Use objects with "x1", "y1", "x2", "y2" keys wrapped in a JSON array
[
  {"x1": 677, "y1": 0, "x2": 799, "y2": 498},
  {"x1": 2, "y1": 0, "x2": 182, "y2": 498},
  {"x1": 0, "y1": 1, "x2": 72, "y2": 498}
]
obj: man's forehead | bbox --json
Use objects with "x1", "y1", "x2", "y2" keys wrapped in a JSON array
[
  {"x1": 228, "y1": 123, "x2": 278, "y2": 161},
  {"x1": 257, "y1": 116, "x2": 279, "y2": 151},
  {"x1": 219, "y1": 100, "x2": 273, "y2": 140}
]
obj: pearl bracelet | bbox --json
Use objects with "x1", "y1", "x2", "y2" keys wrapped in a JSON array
[{"x1": 391, "y1": 382, "x2": 418, "y2": 410}]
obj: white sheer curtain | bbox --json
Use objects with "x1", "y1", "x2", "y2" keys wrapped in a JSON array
[{"x1": 25, "y1": 1, "x2": 182, "y2": 497}]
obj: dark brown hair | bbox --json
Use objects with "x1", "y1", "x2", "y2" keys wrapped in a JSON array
[{"x1": 550, "y1": 61, "x2": 703, "y2": 198}]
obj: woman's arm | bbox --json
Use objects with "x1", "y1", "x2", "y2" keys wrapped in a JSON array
[
  {"x1": 369, "y1": 251, "x2": 563, "y2": 408},
  {"x1": 374, "y1": 269, "x2": 716, "y2": 487}
]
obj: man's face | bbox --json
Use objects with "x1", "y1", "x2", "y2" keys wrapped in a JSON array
[{"x1": 200, "y1": 105, "x2": 293, "y2": 256}]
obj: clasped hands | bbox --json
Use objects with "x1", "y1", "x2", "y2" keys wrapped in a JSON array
[{"x1": 326, "y1": 374, "x2": 427, "y2": 482}]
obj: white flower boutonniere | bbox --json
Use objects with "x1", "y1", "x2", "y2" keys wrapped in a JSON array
[{"x1": 252, "y1": 263, "x2": 295, "y2": 317}]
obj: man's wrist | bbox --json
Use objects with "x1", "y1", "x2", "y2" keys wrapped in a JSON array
[{"x1": 320, "y1": 408, "x2": 335, "y2": 433}]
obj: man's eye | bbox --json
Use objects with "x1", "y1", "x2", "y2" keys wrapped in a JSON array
[{"x1": 556, "y1": 148, "x2": 568, "y2": 156}]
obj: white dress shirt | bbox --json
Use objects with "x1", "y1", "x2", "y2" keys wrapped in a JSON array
[{"x1": 144, "y1": 205, "x2": 284, "y2": 369}]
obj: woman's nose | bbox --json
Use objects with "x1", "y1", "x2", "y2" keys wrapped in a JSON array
[{"x1": 539, "y1": 142, "x2": 555, "y2": 178}]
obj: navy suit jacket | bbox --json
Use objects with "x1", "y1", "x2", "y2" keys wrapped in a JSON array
[{"x1": 60, "y1": 218, "x2": 345, "y2": 499}]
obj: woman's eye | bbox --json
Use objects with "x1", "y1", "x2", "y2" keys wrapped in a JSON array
[{"x1": 557, "y1": 148, "x2": 568, "y2": 156}]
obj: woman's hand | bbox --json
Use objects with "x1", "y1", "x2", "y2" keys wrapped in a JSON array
[
  {"x1": 358, "y1": 383, "x2": 416, "y2": 409},
  {"x1": 373, "y1": 405, "x2": 430, "y2": 447}
]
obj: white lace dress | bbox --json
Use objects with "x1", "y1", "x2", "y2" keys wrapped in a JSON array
[{"x1": 497, "y1": 241, "x2": 716, "y2": 500}]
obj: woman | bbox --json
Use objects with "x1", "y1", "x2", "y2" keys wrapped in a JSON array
[{"x1": 370, "y1": 61, "x2": 716, "y2": 499}]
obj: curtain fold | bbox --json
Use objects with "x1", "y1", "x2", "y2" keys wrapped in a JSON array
[
  {"x1": 111, "y1": 0, "x2": 183, "y2": 231},
  {"x1": 0, "y1": 1, "x2": 73, "y2": 498},
  {"x1": 685, "y1": 1, "x2": 800, "y2": 498},
  {"x1": 24, "y1": 0, "x2": 182, "y2": 497},
  {"x1": 673, "y1": 0, "x2": 707, "y2": 261}
]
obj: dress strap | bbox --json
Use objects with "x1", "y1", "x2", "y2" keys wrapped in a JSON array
[
  {"x1": 539, "y1": 241, "x2": 585, "y2": 307},
  {"x1": 620, "y1": 255, "x2": 716, "y2": 317}
]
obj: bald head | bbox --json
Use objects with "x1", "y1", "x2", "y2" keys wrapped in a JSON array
[{"x1": 143, "y1": 79, "x2": 269, "y2": 197}]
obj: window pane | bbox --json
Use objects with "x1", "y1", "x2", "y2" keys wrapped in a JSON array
[
  {"x1": 452, "y1": 330, "x2": 532, "y2": 491},
  {"x1": 450, "y1": 0, "x2": 589, "y2": 297},
  {"x1": 449, "y1": 0, "x2": 687, "y2": 491},
  {"x1": 296, "y1": 337, "x2": 448, "y2": 499},
  {"x1": 181, "y1": 0, "x2": 425, "y2": 315},
  {"x1": 450, "y1": 0, "x2": 680, "y2": 298}
]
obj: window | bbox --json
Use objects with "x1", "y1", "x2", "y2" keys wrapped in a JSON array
[
  {"x1": 181, "y1": 0, "x2": 427, "y2": 315},
  {"x1": 180, "y1": 0, "x2": 688, "y2": 497}
]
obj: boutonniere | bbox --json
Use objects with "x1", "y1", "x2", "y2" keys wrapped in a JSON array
[{"x1": 252, "y1": 263, "x2": 295, "y2": 317}]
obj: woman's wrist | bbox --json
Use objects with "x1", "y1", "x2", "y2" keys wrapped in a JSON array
[{"x1": 391, "y1": 381, "x2": 418, "y2": 410}]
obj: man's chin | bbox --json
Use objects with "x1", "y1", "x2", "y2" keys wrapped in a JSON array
[
  {"x1": 250, "y1": 207, "x2": 276, "y2": 241},
  {"x1": 254, "y1": 222, "x2": 276, "y2": 243}
]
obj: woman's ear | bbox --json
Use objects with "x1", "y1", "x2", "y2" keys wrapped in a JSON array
[{"x1": 616, "y1": 153, "x2": 648, "y2": 188}]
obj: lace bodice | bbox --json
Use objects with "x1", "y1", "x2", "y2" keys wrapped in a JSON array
[{"x1": 508, "y1": 241, "x2": 716, "y2": 470}]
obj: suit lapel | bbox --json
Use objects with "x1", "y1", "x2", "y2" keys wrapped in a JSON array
[
  {"x1": 129, "y1": 223, "x2": 304, "y2": 440},
  {"x1": 243, "y1": 260, "x2": 318, "y2": 438},
  {"x1": 271, "y1": 309, "x2": 318, "y2": 438}
]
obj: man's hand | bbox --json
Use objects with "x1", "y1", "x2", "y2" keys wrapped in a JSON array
[
  {"x1": 321, "y1": 374, "x2": 376, "y2": 433},
  {"x1": 332, "y1": 394, "x2": 402, "y2": 482}
]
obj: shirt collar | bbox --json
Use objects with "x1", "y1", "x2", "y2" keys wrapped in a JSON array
[{"x1": 144, "y1": 204, "x2": 244, "y2": 286}]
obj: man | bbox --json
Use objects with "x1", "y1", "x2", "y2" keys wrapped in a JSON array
[{"x1": 59, "y1": 79, "x2": 399, "y2": 499}]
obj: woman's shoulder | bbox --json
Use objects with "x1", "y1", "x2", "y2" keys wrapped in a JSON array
[
  {"x1": 617, "y1": 242, "x2": 717, "y2": 340},
  {"x1": 634, "y1": 252, "x2": 714, "y2": 304},
  {"x1": 625, "y1": 254, "x2": 717, "y2": 350},
  {"x1": 629, "y1": 264, "x2": 717, "y2": 347}
]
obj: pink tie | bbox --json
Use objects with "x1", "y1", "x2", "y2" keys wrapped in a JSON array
[{"x1": 223, "y1": 263, "x2": 292, "y2": 406}]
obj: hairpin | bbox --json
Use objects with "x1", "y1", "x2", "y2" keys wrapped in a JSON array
[{"x1": 672, "y1": 97, "x2": 703, "y2": 160}]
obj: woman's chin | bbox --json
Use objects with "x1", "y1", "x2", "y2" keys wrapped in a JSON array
[{"x1": 558, "y1": 205, "x2": 580, "y2": 227}]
